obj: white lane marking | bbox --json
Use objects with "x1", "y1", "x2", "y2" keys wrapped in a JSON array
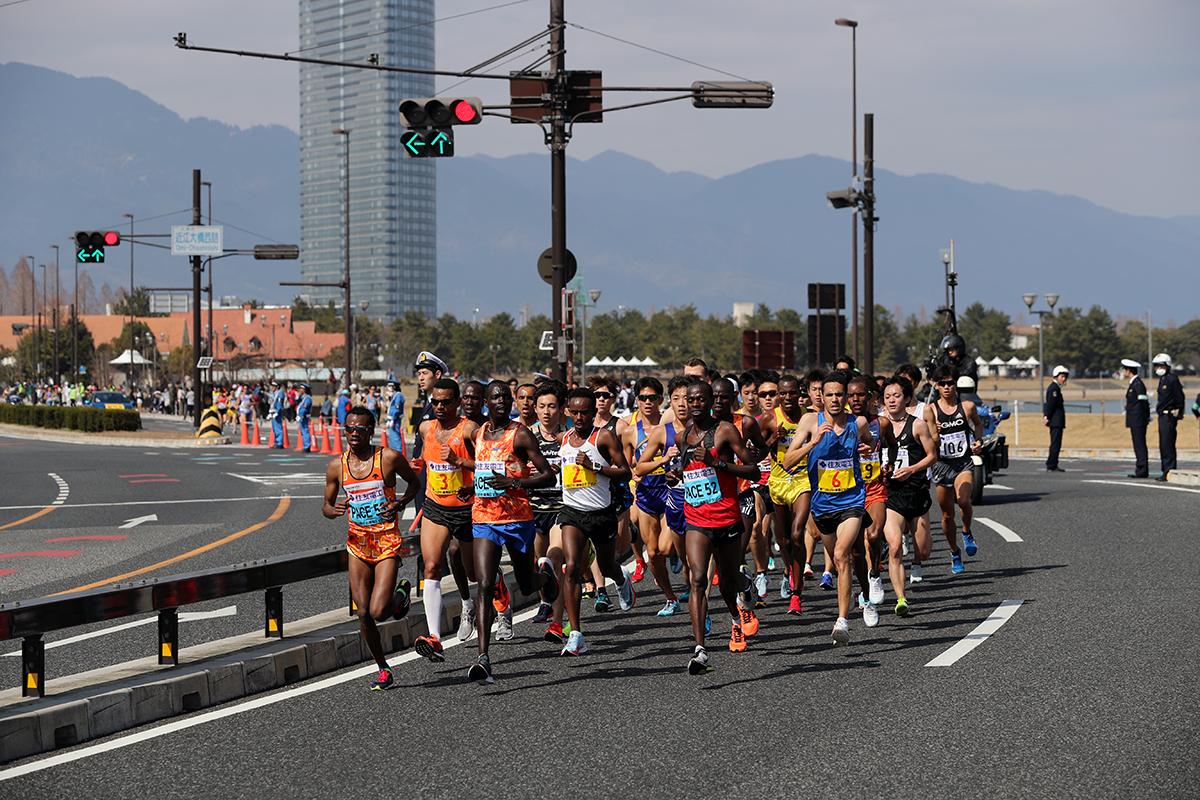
[
  {"x1": 0, "y1": 606, "x2": 237, "y2": 658},
  {"x1": 1083, "y1": 479, "x2": 1200, "y2": 495},
  {"x1": 225, "y1": 473, "x2": 270, "y2": 485},
  {"x1": 48, "y1": 473, "x2": 69, "y2": 505},
  {"x1": 988, "y1": 483, "x2": 1014, "y2": 491},
  {"x1": 0, "y1": 495, "x2": 324, "y2": 511},
  {"x1": 973, "y1": 517, "x2": 1023, "y2": 543},
  {"x1": 0, "y1": 605, "x2": 536, "y2": 780},
  {"x1": 226, "y1": 472, "x2": 326, "y2": 486},
  {"x1": 925, "y1": 599, "x2": 1023, "y2": 667},
  {"x1": 119, "y1": 514, "x2": 159, "y2": 529}
]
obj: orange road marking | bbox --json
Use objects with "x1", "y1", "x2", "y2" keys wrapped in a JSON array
[{"x1": 0, "y1": 506, "x2": 55, "y2": 531}]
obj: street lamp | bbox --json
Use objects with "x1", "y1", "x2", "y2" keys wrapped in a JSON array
[
  {"x1": 24, "y1": 254, "x2": 36, "y2": 380},
  {"x1": 333, "y1": 127, "x2": 352, "y2": 391},
  {"x1": 123, "y1": 212, "x2": 135, "y2": 388},
  {"x1": 50, "y1": 244, "x2": 60, "y2": 383},
  {"x1": 835, "y1": 17, "x2": 859, "y2": 363},
  {"x1": 1023, "y1": 292, "x2": 1060, "y2": 400},
  {"x1": 37, "y1": 263, "x2": 47, "y2": 381}
]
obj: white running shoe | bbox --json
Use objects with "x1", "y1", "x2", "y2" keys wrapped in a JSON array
[
  {"x1": 909, "y1": 564, "x2": 924, "y2": 585},
  {"x1": 494, "y1": 606, "x2": 514, "y2": 641},
  {"x1": 862, "y1": 602, "x2": 879, "y2": 628},
  {"x1": 754, "y1": 572, "x2": 768, "y2": 600},
  {"x1": 779, "y1": 573, "x2": 791, "y2": 600},
  {"x1": 831, "y1": 617, "x2": 851, "y2": 644},
  {"x1": 617, "y1": 576, "x2": 636, "y2": 611},
  {"x1": 868, "y1": 575, "x2": 885, "y2": 605},
  {"x1": 561, "y1": 630, "x2": 588, "y2": 655},
  {"x1": 902, "y1": 533, "x2": 910, "y2": 557},
  {"x1": 688, "y1": 645, "x2": 711, "y2": 675},
  {"x1": 457, "y1": 599, "x2": 477, "y2": 641}
]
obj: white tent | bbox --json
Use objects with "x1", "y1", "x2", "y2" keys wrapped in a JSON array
[
  {"x1": 599, "y1": 356, "x2": 615, "y2": 366},
  {"x1": 585, "y1": 356, "x2": 604, "y2": 366},
  {"x1": 613, "y1": 356, "x2": 630, "y2": 366},
  {"x1": 109, "y1": 349, "x2": 152, "y2": 365},
  {"x1": 640, "y1": 356, "x2": 658, "y2": 366}
]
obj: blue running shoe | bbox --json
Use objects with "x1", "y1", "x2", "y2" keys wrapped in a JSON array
[
  {"x1": 657, "y1": 599, "x2": 681, "y2": 617},
  {"x1": 669, "y1": 554, "x2": 683, "y2": 574},
  {"x1": 819, "y1": 571, "x2": 835, "y2": 591},
  {"x1": 594, "y1": 589, "x2": 612, "y2": 613},
  {"x1": 950, "y1": 552, "x2": 965, "y2": 574},
  {"x1": 704, "y1": 614, "x2": 712, "y2": 635},
  {"x1": 679, "y1": 589, "x2": 690, "y2": 603},
  {"x1": 963, "y1": 531, "x2": 978, "y2": 557}
]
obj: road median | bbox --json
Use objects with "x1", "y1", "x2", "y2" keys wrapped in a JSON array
[{"x1": 0, "y1": 423, "x2": 230, "y2": 448}]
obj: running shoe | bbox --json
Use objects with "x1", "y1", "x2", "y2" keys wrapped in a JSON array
[
  {"x1": 561, "y1": 630, "x2": 589, "y2": 656},
  {"x1": 657, "y1": 599, "x2": 681, "y2": 617},
  {"x1": 819, "y1": 571, "x2": 835, "y2": 590},
  {"x1": 831, "y1": 617, "x2": 851, "y2": 644},
  {"x1": 963, "y1": 531, "x2": 978, "y2": 557},
  {"x1": 894, "y1": 598, "x2": 910, "y2": 617},
  {"x1": 617, "y1": 577, "x2": 636, "y2": 611},
  {"x1": 414, "y1": 634, "x2": 445, "y2": 663},
  {"x1": 803, "y1": 562, "x2": 815, "y2": 579},
  {"x1": 492, "y1": 577, "x2": 511, "y2": 614},
  {"x1": 754, "y1": 572, "x2": 768, "y2": 606},
  {"x1": 631, "y1": 558, "x2": 646, "y2": 583},
  {"x1": 467, "y1": 653, "x2": 494, "y2": 684},
  {"x1": 669, "y1": 553, "x2": 683, "y2": 574},
  {"x1": 679, "y1": 589, "x2": 690, "y2": 603},
  {"x1": 582, "y1": 582, "x2": 596, "y2": 599},
  {"x1": 393, "y1": 579, "x2": 412, "y2": 620},
  {"x1": 868, "y1": 574, "x2": 885, "y2": 605},
  {"x1": 767, "y1": 556, "x2": 776, "y2": 571},
  {"x1": 857, "y1": 591, "x2": 868, "y2": 609},
  {"x1": 594, "y1": 589, "x2": 612, "y2": 613},
  {"x1": 457, "y1": 600, "x2": 477, "y2": 641},
  {"x1": 862, "y1": 602, "x2": 879, "y2": 628},
  {"x1": 704, "y1": 615, "x2": 712, "y2": 635},
  {"x1": 712, "y1": 569, "x2": 720, "y2": 587},
  {"x1": 779, "y1": 573, "x2": 792, "y2": 600},
  {"x1": 531, "y1": 602, "x2": 553, "y2": 624},
  {"x1": 538, "y1": 556, "x2": 559, "y2": 603},
  {"x1": 688, "y1": 645, "x2": 711, "y2": 675},
  {"x1": 950, "y1": 552, "x2": 965, "y2": 575},
  {"x1": 494, "y1": 607, "x2": 514, "y2": 641},
  {"x1": 543, "y1": 621, "x2": 565, "y2": 644},
  {"x1": 787, "y1": 594, "x2": 803, "y2": 616},
  {"x1": 902, "y1": 533, "x2": 910, "y2": 557},
  {"x1": 563, "y1": 620, "x2": 573, "y2": 636},
  {"x1": 909, "y1": 564, "x2": 924, "y2": 584},
  {"x1": 729, "y1": 624, "x2": 747, "y2": 653},
  {"x1": 369, "y1": 667, "x2": 394, "y2": 691},
  {"x1": 738, "y1": 606, "x2": 760, "y2": 637}
]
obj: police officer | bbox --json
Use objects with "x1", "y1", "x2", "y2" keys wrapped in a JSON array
[
  {"x1": 386, "y1": 380, "x2": 406, "y2": 454},
  {"x1": 940, "y1": 334, "x2": 979, "y2": 383},
  {"x1": 1153, "y1": 353, "x2": 1185, "y2": 481},
  {"x1": 1043, "y1": 365, "x2": 1068, "y2": 472},
  {"x1": 268, "y1": 380, "x2": 285, "y2": 449},
  {"x1": 335, "y1": 387, "x2": 351, "y2": 427},
  {"x1": 296, "y1": 383, "x2": 314, "y2": 452},
  {"x1": 1122, "y1": 359, "x2": 1150, "y2": 479},
  {"x1": 410, "y1": 351, "x2": 448, "y2": 512}
]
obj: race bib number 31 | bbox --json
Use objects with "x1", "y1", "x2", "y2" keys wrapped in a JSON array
[
  {"x1": 683, "y1": 467, "x2": 721, "y2": 507},
  {"x1": 817, "y1": 458, "x2": 856, "y2": 493}
]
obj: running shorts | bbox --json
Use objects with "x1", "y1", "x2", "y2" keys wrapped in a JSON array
[
  {"x1": 558, "y1": 504, "x2": 618, "y2": 542},
  {"x1": 768, "y1": 470, "x2": 811, "y2": 507},
  {"x1": 864, "y1": 479, "x2": 888, "y2": 508},
  {"x1": 611, "y1": 481, "x2": 633, "y2": 515},
  {"x1": 931, "y1": 457, "x2": 973, "y2": 488},
  {"x1": 814, "y1": 507, "x2": 871, "y2": 536},
  {"x1": 665, "y1": 486, "x2": 687, "y2": 535},
  {"x1": 685, "y1": 520, "x2": 743, "y2": 542},
  {"x1": 472, "y1": 520, "x2": 536, "y2": 554},
  {"x1": 533, "y1": 511, "x2": 560, "y2": 537},
  {"x1": 738, "y1": 489, "x2": 756, "y2": 520},
  {"x1": 421, "y1": 500, "x2": 473, "y2": 542},
  {"x1": 636, "y1": 482, "x2": 669, "y2": 516},
  {"x1": 752, "y1": 484, "x2": 775, "y2": 513},
  {"x1": 886, "y1": 478, "x2": 932, "y2": 518},
  {"x1": 347, "y1": 529, "x2": 403, "y2": 565}
]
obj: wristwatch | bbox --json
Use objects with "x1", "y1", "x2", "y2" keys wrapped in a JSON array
[
  {"x1": 713, "y1": 459, "x2": 727, "y2": 471},
  {"x1": 511, "y1": 478, "x2": 523, "y2": 490}
]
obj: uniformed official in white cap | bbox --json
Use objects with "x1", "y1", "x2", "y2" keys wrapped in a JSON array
[
  {"x1": 1043, "y1": 365, "x2": 1069, "y2": 471},
  {"x1": 1152, "y1": 353, "x2": 1186, "y2": 480},
  {"x1": 1121, "y1": 359, "x2": 1149, "y2": 478}
]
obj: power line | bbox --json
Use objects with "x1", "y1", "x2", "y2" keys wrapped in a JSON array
[
  {"x1": 288, "y1": 0, "x2": 538, "y2": 56},
  {"x1": 566, "y1": 21, "x2": 754, "y2": 82},
  {"x1": 99, "y1": 207, "x2": 194, "y2": 232},
  {"x1": 209, "y1": 217, "x2": 283, "y2": 245},
  {"x1": 438, "y1": 42, "x2": 546, "y2": 93},
  {"x1": 0, "y1": 0, "x2": 37, "y2": 10}
]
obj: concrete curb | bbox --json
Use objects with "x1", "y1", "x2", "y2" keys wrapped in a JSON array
[
  {"x1": 1168, "y1": 471, "x2": 1200, "y2": 487},
  {"x1": 0, "y1": 423, "x2": 230, "y2": 448},
  {"x1": 1008, "y1": 447, "x2": 1200, "y2": 463},
  {"x1": 0, "y1": 576, "x2": 540, "y2": 763}
]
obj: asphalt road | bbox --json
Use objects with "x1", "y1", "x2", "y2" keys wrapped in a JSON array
[{"x1": 1, "y1": 445, "x2": 1196, "y2": 797}]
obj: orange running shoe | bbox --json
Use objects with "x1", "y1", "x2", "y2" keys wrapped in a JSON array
[
  {"x1": 631, "y1": 558, "x2": 646, "y2": 583},
  {"x1": 738, "y1": 606, "x2": 760, "y2": 637},
  {"x1": 787, "y1": 594, "x2": 803, "y2": 616},
  {"x1": 414, "y1": 634, "x2": 444, "y2": 662},
  {"x1": 492, "y1": 574, "x2": 511, "y2": 614},
  {"x1": 729, "y1": 623, "x2": 747, "y2": 652},
  {"x1": 712, "y1": 569, "x2": 720, "y2": 587}
]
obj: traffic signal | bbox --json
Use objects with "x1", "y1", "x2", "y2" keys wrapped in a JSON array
[
  {"x1": 400, "y1": 129, "x2": 454, "y2": 158},
  {"x1": 74, "y1": 230, "x2": 120, "y2": 264},
  {"x1": 398, "y1": 97, "x2": 482, "y2": 129}
]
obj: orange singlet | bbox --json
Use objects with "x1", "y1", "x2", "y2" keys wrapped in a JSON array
[
  {"x1": 732, "y1": 413, "x2": 753, "y2": 495},
  {"x1": 472, "y1": 421, "x2": 533, "y2": 525},
  {"x1": 342, "y1": 447, "x2": 403, "y2": 563},
  {"x1": 424, "y1": 418, "x2": 473, "y2": 507}
]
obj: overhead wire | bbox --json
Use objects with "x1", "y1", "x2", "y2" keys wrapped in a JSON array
[{"x1": 566, "y1": 21, "x2": 755, "y2": 82}]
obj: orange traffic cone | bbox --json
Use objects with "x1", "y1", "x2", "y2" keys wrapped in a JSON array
[
  {"x1": 268, "y1": 421, "x2": 276, "y2": 448},
  {"x1": 240, "y1": 417, "x2": 251, "y2": 445},
  {"x1": 333, "y1": 424, "x2": 343, "y2": 453},
  {"x1": 319, "y1": 420, "x2": 332, "y2": 455},
  {"x1": 252, "y1": 417, "x2": 262, "y2": 446},
  {"x1": 281, "y1": 420, "x2": 290, "y2": 450}
]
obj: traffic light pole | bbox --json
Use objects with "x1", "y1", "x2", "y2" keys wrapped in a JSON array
[
  {"x1": 549, "y1": 0, "x2": 568, "y2": 383},
  {"x1": 862, "y1": 113, "x2": 875, "y2": 377},
  {"x1": 191, "y1": 168, "x2": 204, "y2": 428}
]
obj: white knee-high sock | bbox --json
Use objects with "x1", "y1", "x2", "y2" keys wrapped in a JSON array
[{"x1": 424, "y1": 579, "x2": 442, "y2": 640}]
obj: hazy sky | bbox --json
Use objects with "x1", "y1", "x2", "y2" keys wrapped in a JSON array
[{"x1": 3, "y1": 0, "x2": 1198, "y2": 218}]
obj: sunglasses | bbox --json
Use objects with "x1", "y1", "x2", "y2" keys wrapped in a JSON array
[
  {"x1": 757, "y1": 390, "x2": 778, "y2": 398},
  {"x1": 593, "y1": 392, "x2": 613, "y2": 399},
  {"x1": 344, "y1": 424, "x2": 373, "y2": 433},
  {"x1": 937, "y1": 380, "x2": 956, "y2": 387},
  {"x1": 637, "y1": 394, "x2": 662, "y2": 402}
]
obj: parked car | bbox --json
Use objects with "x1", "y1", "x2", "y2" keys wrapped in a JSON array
[{"x1": 87, "y1": 391, "x2": 135, "y2": 410}]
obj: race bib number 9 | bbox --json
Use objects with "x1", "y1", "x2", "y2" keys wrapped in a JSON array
[
  {"x1": 562, "y1": 461, "x2": 597, "y2": 489},
  {"x1": 683, "y1": 467, "x2": 721, "y2": 507},
  {"x1": 861, "y1": 453, "x2": 881, "y2": 483},
  {"x1": 817, "y1": 458, "x2": 856, "y2": 493},
  {"x1": 348, "y1": 487, "x2": 387, "y2": 526},
  {"x1": 474, "y1": 460, "x2": 506, "y2": 499},
  {"x1": 428, "y1": 461, "x2": 463, "y2": 496},
  {"x1": 940, "y1": 431, "x2": 968, "y2": 459}
]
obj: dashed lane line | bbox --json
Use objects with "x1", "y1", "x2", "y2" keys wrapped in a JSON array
[
  {"x1": 1083, "y1": 479, "x2": 1200, "y2": 495},
  {"x1": 925, "y1": 599, "x2": 1024, "y2": 667},
  {"x1": 973, "y1": 517, "x2": 1023, "y2": 542},
  {"x1": 49, "y1": 473, "x2": 69, "y2": 505}
]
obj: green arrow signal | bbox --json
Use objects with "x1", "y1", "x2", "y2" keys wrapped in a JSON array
[
  {"x1": 402, "y1": 132, "x2": 424, "y2": 156},
  {"x1": 430, "y1": 131, "x2": 450, "y2": 154}
]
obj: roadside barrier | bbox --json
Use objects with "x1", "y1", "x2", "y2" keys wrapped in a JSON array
[{"x1": 196, "y1": 406, "x2": 223, "y2": 440}]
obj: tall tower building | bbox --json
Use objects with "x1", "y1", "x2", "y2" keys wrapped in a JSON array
[{"x1": 299, "y1": 0, "x2": 436, "y2": 320}]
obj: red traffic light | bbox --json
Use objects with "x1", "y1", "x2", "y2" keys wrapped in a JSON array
[
  {"x1": 103, "y1": 230, "x2": 121, "y2": 246},
  {"x1": 451, "y1": 99, "x2": 479, "y2": 124}
]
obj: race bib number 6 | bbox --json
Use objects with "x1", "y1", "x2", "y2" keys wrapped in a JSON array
[{"x1": 817, "y1": 458, "x2": 856, "y2": 493}]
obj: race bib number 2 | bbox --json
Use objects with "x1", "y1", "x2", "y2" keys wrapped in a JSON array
[{"x1": 562, "y1": 461, "x2": 597, "y2": 489}]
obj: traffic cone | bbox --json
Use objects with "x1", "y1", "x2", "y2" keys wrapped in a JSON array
[
  {"x1": 281, "y1": 420, "x2": 290, "y2": 450},
  {"x1": 252, "y1": 417, "x2": 261, "y2": 446},
  {"x1": 268, "y1": 422, "x2": 276, "y2": 448},
  {"x1": 240, "y1": 417, "x2": 251, "y2": 445},
  {"x1": 333, "y1": 424, "x2": 343, "y2": 453},
  {"x1": 294, "y1": 421, "x2": 306, "y2": 451},
  {"x1": 319, "y1": 420, "x2": 332, "y2": 455}
]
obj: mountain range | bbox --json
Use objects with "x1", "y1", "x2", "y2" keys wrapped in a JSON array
[{"x1": 1, "y1": 62, "x2": 1196, "y2": 322}]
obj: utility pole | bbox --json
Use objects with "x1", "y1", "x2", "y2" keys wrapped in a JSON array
[
  {"x1": 51, "y1": 246, "x2": 60, "y2": 382},
  {"x1": 862, "y1": 112, "x2": 875, "y2": 376},
  {"x1": 191, "y1": 169, "x2": 203, "y2": 428},
  {"x1": 38, "y1": 263, "x2": 46, "y2": 381},
  {"x1": 204, "y1": 181, "x2": 214, "y2": 360},
  {"x1": 549, "y1": 0, "x2": 569, "y2": 383},
  {"x1": 72, "y1": 244, "x2": 78, "y2": 381},
  {"x1": 333, "y1": 128, "x2": 353, "y2": 390}
]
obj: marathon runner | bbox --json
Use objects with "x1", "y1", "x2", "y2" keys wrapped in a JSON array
[
  {"x1": 896, "y1": 363, "x2": 934, "y2": 582},
  {"x1": 924, "y1": 365, "x2": 984, "y2": 574},
  {"x1": 468, "y1": 381, "x2": 560, "y2": 683},
  {"x1": 847, "y1": 375, "x2": 895, "y2": 622},
  {"x1": 760, "y1": 374, "x2": 809, "y2": 615},
  {"x1": 590, "y1": 375, "x2": 643, "y2": 584},
  {"x1": 461, "y1": 380, "x2": 487, "y2": 426},
  {"x1": 801, "y1": 369, "x2": 837, "y2": 590},
  {"x1": 669, "y1": 378, "x2": 761, "y2": 674},
  {"x1": 881, "y1": 375, "x2": 937, "y2": 615},
  {"x1": 711, "y1": 377, "x2": 768, "y2": 602},
  {"x1": 412, "y1": 380, "x2": 480, "y2": 663},
  {"x1": 514, "y1": 382, "x2": 538, "y2": 429},
  {"x1": 558, "y1": 388, "x2": 637, "y2": 655},
  {"x1": 749, "y1": 371, "x2": 779, "y2": 604},
  {"x1": 528, "y1": 381, "x2": 567, "y2": 639},
  {"x1": 322, "y1": 406, "x2": 418, "y2": 690},
  {"x1": 410, "y1": 351, "x2": 449, "y2": 516},
  {"x1": 784, "y1": 371, "x2": 874, "y2": 644}
]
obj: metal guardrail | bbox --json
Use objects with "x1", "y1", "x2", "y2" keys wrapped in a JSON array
[{"x1": 0, "y1": 545, "x2": 351, "y2": 698}]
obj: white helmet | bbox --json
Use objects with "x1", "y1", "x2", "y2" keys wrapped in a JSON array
[
  {"x1": 956, "y1": 375, "x2": 976, "y2": 391},
  {"x1": 1152, "y1": 353, "x2": 1172, "y2": 367}
]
